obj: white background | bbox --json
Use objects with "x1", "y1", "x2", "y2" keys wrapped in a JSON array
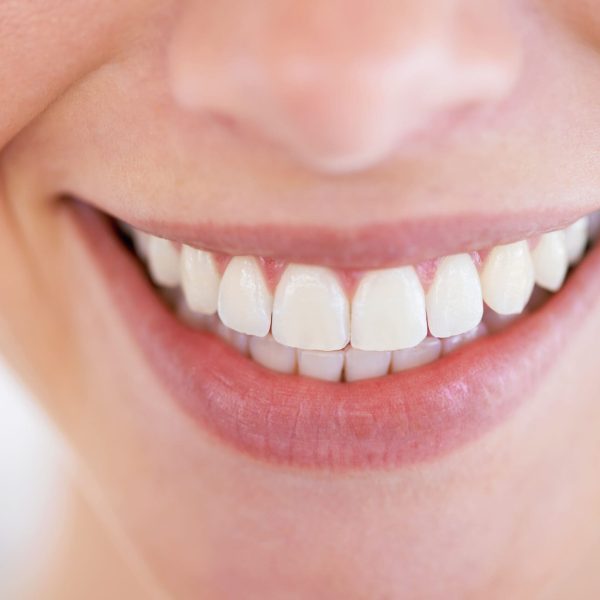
[{"x1": 0, "y1": 362, "x2": 64, "y2": 598}]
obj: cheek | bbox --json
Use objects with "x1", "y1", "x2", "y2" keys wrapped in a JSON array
[
  {"x1": 0, "y1": 0, "x2": 157, "y2": 148},
  {"x1": 0, "y1": 0, "x2": 159, "y2": 380}
]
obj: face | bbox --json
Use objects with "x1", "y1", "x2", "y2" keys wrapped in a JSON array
[{"x1": 2, "y1": 1, "x2": 600, "y2": 597}]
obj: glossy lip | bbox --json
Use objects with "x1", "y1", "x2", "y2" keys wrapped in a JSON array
[
  {"x1": 72, "y1": 201, "x2": 600, "y2": 470},
  {"x1": 78, "y1": 196, "x2": 596, "y2": 269}
]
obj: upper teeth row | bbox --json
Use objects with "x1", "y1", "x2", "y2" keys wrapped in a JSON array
[{"x1": 133, "y1": 217, "x2": 590, "y2": 353}]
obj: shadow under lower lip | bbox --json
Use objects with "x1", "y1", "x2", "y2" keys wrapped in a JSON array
[{"x1": 71, "y1": 202, "x2": 600, "y2": 470}]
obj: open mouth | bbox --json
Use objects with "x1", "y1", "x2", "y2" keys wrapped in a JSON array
[
  {"x1": 72, "y1": 200, "x2": 600, "y2": 469},
  {"x1": 128, "y1": 214, "x2": 595, "y2": 381}
]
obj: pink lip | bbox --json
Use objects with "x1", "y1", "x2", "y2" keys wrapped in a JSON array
[
  {"x1": 81, "y1": 194, "x2": 594, "y2": 269},
  {"x1": 73, "y1": 203, "x2": 600, "y2": 469},
  {"x1": 143, "y1": 212, "x2": 587, "y2": 270}
]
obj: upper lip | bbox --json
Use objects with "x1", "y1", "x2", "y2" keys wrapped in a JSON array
[
  {"x1": 114, "y1": 205, "x2": 595, "y2": 270},
  {"x1": 69, "y1": 192, "x2": 600, "y2": 270}
]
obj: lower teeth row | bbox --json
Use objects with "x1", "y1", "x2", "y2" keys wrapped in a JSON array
[{"x1": 176, "y1": 299, "x2": 513, "y2": 382}]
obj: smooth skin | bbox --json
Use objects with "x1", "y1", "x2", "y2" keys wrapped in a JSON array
[{"x1": 1, "y1": 1, "x2": 600, "y2": 598}]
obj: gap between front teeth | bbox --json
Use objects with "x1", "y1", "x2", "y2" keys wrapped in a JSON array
[{"x1": 131, "y1": 214, "x2": 594, "y2": 382}]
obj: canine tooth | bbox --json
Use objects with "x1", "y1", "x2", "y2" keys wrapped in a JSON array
[
  {"x1": 442, "y1": 323, "x2": 487, "y2": 355},
  {"x1": 181, "y1": 245, "x2": 221, "y2": 314},
  {"x1": 532, "y1": 231, "x2": 568, "y2": 292},
  {"x1": 218, "y1": 257, "x2": 272, "y2": 336},
  {"x1": 147, "y1": 236, "x2": 180, "y2": 287},
  {"x1": 564, "y1": 217, "x2": 589, "y2": 264},
  {"x1": 298, "y1": 350, "x2": 345, "y2": 382},
  {"x1": 480, "y1": 241, "x2": 534, "y2": 315},
  {"x1": 272, "y1": 265, "x2": 350, "y2": 351},
  {"x1": 344, "y1": 348, "x2": 391, "y2": 382},
  {"x1": 351, "y1": 267, "x2": 427, "y2": 351},
  {"x1": 391, "y1": 337, "x2": 442, "y2": 372},
  {"x1": 249, "y1": 335, "x2": 296, "y2": 374},
  {"x1": 426, "y1": 254, "x2": 483, "y2": 338}
]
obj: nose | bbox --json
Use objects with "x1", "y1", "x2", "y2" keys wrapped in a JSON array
[{"x1": 168, "y1": 1, "x2": 521, "y2": 173}]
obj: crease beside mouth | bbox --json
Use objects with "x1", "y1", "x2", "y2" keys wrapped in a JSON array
[{"x1": 109, "y1": 208, "x2": 600, "y2": 384}]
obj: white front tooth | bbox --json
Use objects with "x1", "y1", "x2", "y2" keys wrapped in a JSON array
[
  {"x1": 298, "y1": 350, "x2": 344, "y2": 382},
  {"x1": 147, "y1": 236, "x2": 180, "y2": 287},
  {"x1": 218, "y1": 256, "x2": 272, "y2": 336},
  {"x1": 391, "y1": 337, "x2": 442, "y2": 372},
  {"x1": 564, "y1": 217, "x2": 589, "y2": 264},
  {"x1": 249, "y1": 335, "x2": 296, "y2": 374},
  {"x1": 426, "y1": 254, "x2": 483, "y2": 338},
  {"x1": 480, "y1": 241, "x2": 534, "y2": 315},
  {"x1": 532, "y1": 231, "x2": 568, "y2": 292},
  {"x1": 344, "y1": 348, "x2": 391, "y2": 382},
  {"x1": 351, "y1": 267, "x2": 427, "y2": 351},
  {"x1": 181, "y1": 245, "x2": 221, "y2": 314},
  {"x1": 272, "y1": 265, "x2": 350, "y2": 351}
]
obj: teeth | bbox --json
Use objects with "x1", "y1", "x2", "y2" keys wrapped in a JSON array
[
  {"x1": 532, "y1": 231, "x2": 568, "y2": 292},
  {"x1": 147, "y1": 236, "x2": 181, "y2": 287},
  {"x1": 131, "y1": 208, "x2": 597, "y2": 381},
  {"x1": 212, "y1": 320, "x2": 251, "y2": 355},
  {"x1": 391, "y1": 337, "x2": 442, "y2": 372},
  {"x1": 132, "y1": 230, "x2": 150, "y2": 260},
  {"x1": 176, "y1": 295, "x2": 216, "y2": 329},
  {"x1": 426, "y1": 254, "x2": 483, "y2": 338},
  {"x1": 298, "y1": 350, "x2": 345, "y2": 382},
  {"x1": 272, "y1": 265, "x2": 350, "y2": 351},
  {"x1": 564, "y1": 217, "x2": 589, "y2": 264},
  {"x1": 480, "y1": 241, "x2": 534, "y2": 315},
  {"x1": 344, "y1": 348, "x2": 391, "y2": 382},
  {"x1": 218, "y1": 256, "x2": 273, "y2": 336},
  {"x1": 441, "y1": 323, "x2": 487, "y2": 355},
  {"x1": 351, "y1": 267, "x2": 427, "y2": 351},
  {"x1": 181, "y1": 245, "x2": 221, "y2": 314},
  {"x1": 249, "y1": 335, "x2": 296, "y2": 374}
]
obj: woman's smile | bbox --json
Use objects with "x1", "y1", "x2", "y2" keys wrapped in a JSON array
[
  {"x1": 2, "y1": 1, "x2": 600, "y2": 597},
  {"x1": 66, "y1": 200, "x2": 600, "y2": 468}
]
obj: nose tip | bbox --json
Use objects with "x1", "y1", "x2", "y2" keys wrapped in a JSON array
[
  {"x1": 168, "y1": 2, "x2": 522, "y2": 174},
  {"x1": 253, "y1": 42, "x2": 520, "y2": 173}
]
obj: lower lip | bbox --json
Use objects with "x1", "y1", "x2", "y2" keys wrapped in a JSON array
[{"x1": 72, "y1": 203, "x2": 600, "y2": 470}]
